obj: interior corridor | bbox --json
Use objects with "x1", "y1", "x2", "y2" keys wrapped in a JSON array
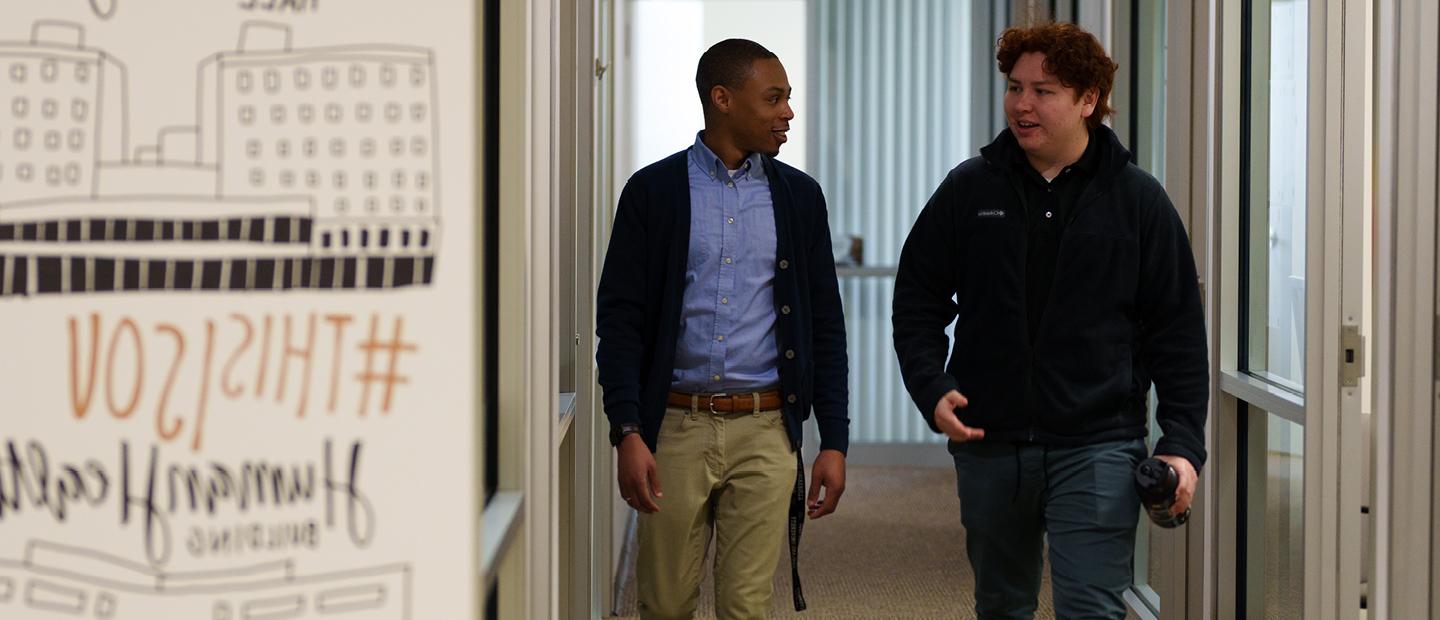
[
  {"x1": 610, "y1": 466, "x2": 1065, "y2": 619},
  {"x1": 482, "y1": 0, "x2": 1440, "y2": 617}
]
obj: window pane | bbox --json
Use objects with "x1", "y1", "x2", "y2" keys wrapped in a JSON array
[
  {"x1": 1136, "y1": 0, "x2": 1167, "y2": 180},
  {"x1": 813, "y1": 0, "x2": 978, "y2": 444},
  {"x1": 1131, "y1": 1, "x2": 1168, "y2": 611},
  {"x1": 1246, "y1": 0, "x2": 1308, "y2": 391},
  {"x1": 1132, "y1": 389, "x2": 1163, "y2": 612},
  {"x1": 1244, "y1": 407, "x2": 1305, "y2": 617}
]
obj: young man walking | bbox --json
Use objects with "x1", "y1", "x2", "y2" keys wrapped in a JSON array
[
  {"x1": 596, "y1": 38, "x2": 850, "y2": 620},
  {"x1": 892, "y1": 23, "x2": 1208, "y2": 619}
]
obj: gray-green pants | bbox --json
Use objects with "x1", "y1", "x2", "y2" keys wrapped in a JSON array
[{"x1": 951, "y1": 438, "x2": 1146, "y2": 620}]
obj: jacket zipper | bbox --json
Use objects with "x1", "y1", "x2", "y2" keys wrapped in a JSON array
[
  {"x1": 1002, "y1": 165, "x2": 1041, "y2": 443},
  {"x1": 981, "y1": 136, "x2": 1125, "y2": 442}
]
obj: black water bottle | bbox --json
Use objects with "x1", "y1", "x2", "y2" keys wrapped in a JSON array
[{"x1": 1135, "y1": 458, "x2": 1189, "y2": 528}]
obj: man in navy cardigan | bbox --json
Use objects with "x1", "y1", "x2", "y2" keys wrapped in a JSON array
[{"x1": 596, "y1": 38, "x2": 849, "y2": 618}]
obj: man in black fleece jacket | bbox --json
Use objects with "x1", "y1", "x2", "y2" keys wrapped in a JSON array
[{"x1": 892, "y1": 23, "x2": 1208, "y2": 619}]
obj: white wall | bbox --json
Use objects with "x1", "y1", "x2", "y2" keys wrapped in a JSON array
[{"x1": 623, "y1": 0, "x2": 809, "y2": 179}]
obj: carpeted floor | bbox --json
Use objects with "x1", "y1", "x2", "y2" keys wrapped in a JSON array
[{"x1": 611, "y1": 466, "x2": 1057, "y2": 619}]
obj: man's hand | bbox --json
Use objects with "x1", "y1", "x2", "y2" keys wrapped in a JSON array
[
  {"x1": 807, "y1": 449, "x2": 846, "y2": 519},
  {"x1": 934, "y1": 390, "x2": 984, "y2": 443},
  {"x1": 617, "y1": 434, "x2": 662, "y2": 513},
  {"x1": 1153, "y1": 454, "x2": 1197, "y2": 516}
]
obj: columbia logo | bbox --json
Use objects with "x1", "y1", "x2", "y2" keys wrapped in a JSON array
[{"x1": 976, "y1": 209, "x2": 1006, "y2": 218}]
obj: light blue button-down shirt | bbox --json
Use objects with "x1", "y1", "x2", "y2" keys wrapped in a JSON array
[{"x1": 670, "y1": 132, "x2": 779, "y2": 392}]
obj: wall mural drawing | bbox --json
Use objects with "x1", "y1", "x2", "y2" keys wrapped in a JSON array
[
  {"x1": 0, "y1": 540, "x2": 412, "y2": 619},
  {"x1": 0, "y1": 21, "x2": 442, "y2": 296},
  {"x1": 1, "y1": 3, "x2": 476, "y2": 619}
]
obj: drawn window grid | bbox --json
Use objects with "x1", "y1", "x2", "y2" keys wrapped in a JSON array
[
  {"x1": 232, "y1": 61, "x2": 418, "y2": 96},
  {"x1": 227, "y1": 168, "x2": 432, "y2": 207},
  {"x1": 218, "y1": 59, "x2": 436, "y2": 222},
  {"x1": 229, "y1": 95, "x2": 429, "y2": 129},
  {"x1": 1, "y1": 40, "x2": 439, "y2": 295},
  {"x1": 229, "y1": 168, "x2": 433, "y2": 215},
  {"x1": 1, "y1": 53, "x2": 100, "y2": 201}
]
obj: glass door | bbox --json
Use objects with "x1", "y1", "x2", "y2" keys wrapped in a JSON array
[
  {"x1": 1216, "y1": 0, "x2": 1369, "y2": 617},
  {"x1": 1239, "y1": 1, "x2": 1310, "y2": 616},
  {"x1": 1122, "y1": 0, "x2": 1174, "y2": 615}
]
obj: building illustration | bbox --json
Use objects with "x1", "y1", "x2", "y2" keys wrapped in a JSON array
[
  {"x1": 0, "y1": 540, "x2": 411, "y2": 619},
  {"x1": 0, "y1": 21, "x2": 127, "y2": 206},
  {"x1": 0, "y1": 21, "x2": 441, "y2": 296}
]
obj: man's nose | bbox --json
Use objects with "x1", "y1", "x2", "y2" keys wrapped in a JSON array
[
  {"x1": 1014, "y1": 92, "x2": 1035, "y2": 112},
  {"x1": 780, "y1": 101, "x2": 795, "y2": 121}
]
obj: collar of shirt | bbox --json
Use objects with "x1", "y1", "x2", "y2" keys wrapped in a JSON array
[
  {"x1": 1012, "y1": 127, "x2": 1101, "y2": 187},
  {"x1": 1067, "y1": 129, "x2": 1102, "y2": 177},
  {"x1": 690, "y1": 131, "x2": 767, "y2": 183}
]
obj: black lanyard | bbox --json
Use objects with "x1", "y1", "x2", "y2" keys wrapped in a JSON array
[{"x1": 788, "y1": 450, "x2": 807, "y2": 611}]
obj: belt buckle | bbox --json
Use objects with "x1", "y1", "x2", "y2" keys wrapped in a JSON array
[{"x1": 708, "y1": 393, "x2": 729, "y2": 415}]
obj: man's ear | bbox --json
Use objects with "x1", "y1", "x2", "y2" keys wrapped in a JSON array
[
  {"x1": 710, "y1": 84, "x2": 732, "y2": 114},
  {"x1": 1080, "y1": 87, "x2": 1099, "y2": 118}
]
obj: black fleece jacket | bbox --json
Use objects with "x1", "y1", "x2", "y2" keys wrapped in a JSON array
[{"x1": 892, "y1": 126, "x2": 1209, "y2": 471}]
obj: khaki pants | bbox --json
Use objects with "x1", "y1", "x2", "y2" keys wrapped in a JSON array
[{"x1": 637, "y1": 404, "x2": 795, "y2": 620}]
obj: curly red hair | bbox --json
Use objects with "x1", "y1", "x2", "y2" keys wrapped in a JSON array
[{"x1": 996, "y1": 22, "x2": 1118, "y2": 131}]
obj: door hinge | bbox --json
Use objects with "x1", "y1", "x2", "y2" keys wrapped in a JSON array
[
  {"x1": 1340, "y1": 324, "x2": 1365, "y2": 387},
  {"x1": 594, "y1": 58, "x2": 609, "y2": 80}
]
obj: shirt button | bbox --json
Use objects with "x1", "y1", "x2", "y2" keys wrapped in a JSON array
[
  {"x1": 713, "y1": 374, "x2": 722, "y2": 382},
  {"x1": 716, "y1": 335, "x2": 725, "y2": 342},
  {"x1": 728, "y1": 217, "x2": 735, "y2": 224},
  {"x1": 726, "y1": 181, "x2": 734, "y2": 188},
  {"x1": 1045, "y1": 211, "x2": 1053, "y2": 219},
  {"x1": 778, "y1": 259, "x2": 789, "y2": 270},
  {"x1": 721, "y1": 297, "x2": 729, "y2": 305},
  {"x1": 787, "y1": 394, "x2": 797, "y2": 404},
  {"x1": 785, "y1": 349, "x2": 795, "y2": 359},
  {"x1": 780, "y1": 305, "x2": 791, "y2": 315},
  {"x1": 724, "y1": 257, "x2": 733, "y2": 264}
]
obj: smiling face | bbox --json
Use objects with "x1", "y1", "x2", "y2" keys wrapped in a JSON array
[
  {"x1": 711, "y1": 57, "x2": 794, "y2": 158},
  {"x1": 1004, "y1": 51, "x2": 1097, "y2": 168}
]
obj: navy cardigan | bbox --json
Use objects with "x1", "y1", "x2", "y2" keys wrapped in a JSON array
[{"x1": 596, "y1": 149, "x2": 850, "y2": 454}]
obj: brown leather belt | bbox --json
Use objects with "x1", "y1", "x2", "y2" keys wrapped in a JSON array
[{"x1": 667, "y1": 389, "x2": 783, "y2": 413}]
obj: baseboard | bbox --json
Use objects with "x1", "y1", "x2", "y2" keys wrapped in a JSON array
[{"x1": 840, "y1": 442, "x2": 952, "y2": 468}]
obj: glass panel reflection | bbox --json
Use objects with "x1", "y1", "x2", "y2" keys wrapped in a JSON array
[{"x1": 1246, "y1": 0, "x2": 1309, "y2": 392}]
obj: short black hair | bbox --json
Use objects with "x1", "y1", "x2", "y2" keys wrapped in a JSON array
[{"x1": 695, "y1": 38, "x2": 778, "y2": 110}]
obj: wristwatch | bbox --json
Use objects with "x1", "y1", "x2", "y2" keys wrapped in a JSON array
[{"x1": 609, "y1": 422, "x2": 642, "y2": 447}]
